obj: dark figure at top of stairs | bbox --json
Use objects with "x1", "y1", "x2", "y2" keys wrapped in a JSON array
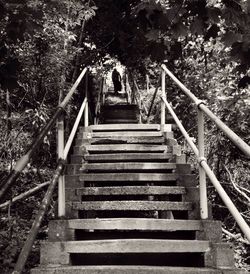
[{"x1": 112, "y1": 68, "x2": 122, "y2": 95}]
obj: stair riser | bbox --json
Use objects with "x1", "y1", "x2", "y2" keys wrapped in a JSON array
[{"x1": 102, "y1": 119, "x2": 139, "y2": 124}]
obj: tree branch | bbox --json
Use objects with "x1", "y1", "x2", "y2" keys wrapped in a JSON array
[
  {"x1": 224, "y1": 165, "x2": 250, "y2": 204},
  {"x1": 0, "y1": 181, "x2": 50, "y2": 210},
  {"x1": 222, "y1": 227, "x2": 250, "y2": 245}
]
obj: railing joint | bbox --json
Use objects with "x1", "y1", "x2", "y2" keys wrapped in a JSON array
[
  {"x1": 196, "y1": 100, "x2": 206, "y2": 109},
  {"x1": 58, "y1": 105, "x2": 67, "y2": 113},
  {"x1": 198, "y1": 157, "x2": 207, "y2": 166},
  {"x1": 58, "y1": 158, "x2": 66, "y2": 166}
]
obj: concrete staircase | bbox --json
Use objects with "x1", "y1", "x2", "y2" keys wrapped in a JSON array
[
  {"x1": 32, "y1": 96, "x2": 244, "y2": 274},
  {"x1": 31, "y1": 120, "x2": 244, "y2": 273}
]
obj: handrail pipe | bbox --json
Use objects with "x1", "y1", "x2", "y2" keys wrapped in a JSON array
[
  {"x1": 161, "y1": 84, "x2": 250, "y2": 242},
  {"x1": 13, "y1": 68, "x2": 89, "y2": 272},
  {"x1": 161, "y1": 96, "x2": 250, "y2": 242},
  {"x1": 12, "y1": 163, "x2": 64, "y2": 274},
  {"x1": 161, "y1": 64, "x2": 250, "y2": 158}
]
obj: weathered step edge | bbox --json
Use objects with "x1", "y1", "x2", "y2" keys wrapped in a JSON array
[
  {"x1": 31, "y1": 265, "x2": 245, "y2": 274},
  {"x1": 81, "y1": 124, "x2": 161, "y2": 132},
  {"x1": 72, "y1": 201, "x2": 193, "y2": 211},
  {"x1": 75, "y1": 186, "x2": 186, "y2": 196}
]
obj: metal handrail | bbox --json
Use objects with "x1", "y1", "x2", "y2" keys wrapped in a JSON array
[
  {"x1": 161, "y1": 96, "x2": 250, "y2": 242},
  {"x1": 0, "y1": 68, "x2": 88, "y2": 201},
  {"x1": 160, "y1": 64, "x2": 250, "y2": 242},
  {"x1": 161, "y1": 64, "x2": 250, "y2": 158},
  {"x1": 12, "y1": 68, "x2": 90, "y2": 273},
  {"x1": 63, "y1": 97, "x2": 88, "y2": 159},
  {"x1": 13, "y1": 163, "x2": 64, "y2": 274}
]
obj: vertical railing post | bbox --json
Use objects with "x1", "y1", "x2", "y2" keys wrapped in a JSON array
[
  {"x1": 198, "y1": 109, "x2": 208, "y2": 219},
  {"x1": 84, "y1": 69, "x2": 89, "y2": 127},
  {"x1": 161, "y1": 68, "x2": 166, "y2": 125},
  {"x1": 139, "y1": 95, "x2": 142, "y2": 124},
  {"x1": 57, "y1": 114, "x2": 65, "y2": 217}
]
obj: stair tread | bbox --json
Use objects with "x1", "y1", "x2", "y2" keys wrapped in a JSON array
[
  {"x1": 51, "y1": 218, "x2": 204, "y2": 231},
  {"x1": 83, "y1": 153, "x2": 173, "y2": 162},
  {"x1": 85, "y1": 131, "x2": 164, "y2": 137},
  {"x1": 87, "y1": 124, "x2": 161, "y2": 131},
  {"x1": 41, "y1": 239, "x2": 210, "y2": 253},
  {"x1": 31, "y1": 265, "x2": 234, "y2": 274},
  {"x1": 79, "y1": 173, "x2": 178, "y2": 181},
  {"x1": 76, "y1": 186, "x2": 186, "y2": 196},
  {"x1": 81, "y1": 163, "x2": 177, "y2": 171},
  {"x1": 77, "y1": 136, "x2": 165, "y2": 145},
  {"x1": 83, "y1": 144, "x2": 169, "y2": 152},
  {"x1": 72, "y1": 201, "x2": 192, "y2": 211}
]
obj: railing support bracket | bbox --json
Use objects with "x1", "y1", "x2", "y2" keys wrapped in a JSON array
[
  {"x1": 196, "y1": 100, "x2": 206, "y2": 109},
  {"x1": 198, "y1": 157, "x2": 207, "y2": 165}
]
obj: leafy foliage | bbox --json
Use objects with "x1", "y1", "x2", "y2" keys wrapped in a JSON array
[{"x1": 0, "y1": 1, "x2": 96, "y2": 272}]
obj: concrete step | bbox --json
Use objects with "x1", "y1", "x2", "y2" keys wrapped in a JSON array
[
  {"x1": 49, "y1": 218, "x2": 203, "y2": 232},
  {"x1": 32, "y1": 265, "x2": 243, "y2": 274},
  {"x1": 71, "y1": 153, "x2": 174, "y2": 164},
  {"x1": 79, "y1": 173, "x2": 178, "y2": 182},
  {"x1": 76, "y1": 186, "x2": 186, "y2": 196},
  {"x1": 83, "y1": 153, "x2": 173, "y2": 162},
  {"x1": 40, "y1": 239, "x2": 210, "y2": 256},
  {"x1": 82, "y1": 124, "x2": 161, "y2": 132},
  {"x1": 49, "y1": 219, "x2": 223, "y2": 244},
  {"x1": 48, "y1": 219, "x2": 222, "y2": 243},
  {"x1": 66, "y1": 164, "x2": 191, "y2": 175},
  {"x1": 65, "y1": 174, "x2": 196, "y2": 188},
  {"x1": 72, "y1": 201, "x2": 192, "y2": 211},
  {"x1": 76, "y1": 136, "x2": 165, "y2": 145},
  {"x1": 39, "y1": 240, "x2": 236, "y2": 269},
  {"x1": 80, "y1": 144, "x2": 169, "y2": 154},
  {"x1": 81, "y1": 131, "x2": 164, "y2": 138},
  {"x1": 81, "y1": 162, "x2": 177, "y2": 172}
]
